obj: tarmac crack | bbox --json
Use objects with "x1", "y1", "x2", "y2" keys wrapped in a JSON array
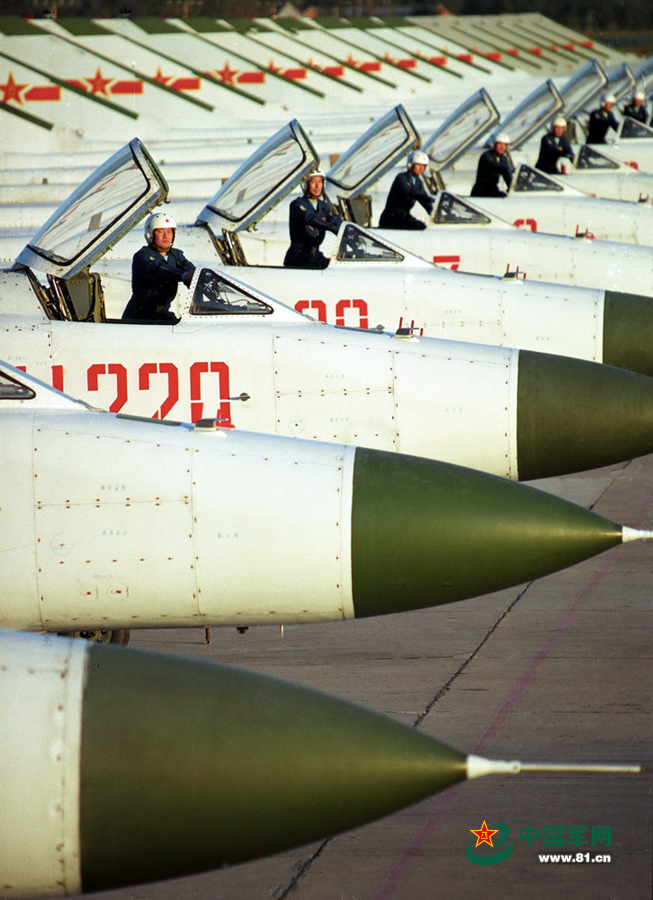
[
  {"x1": 275, "y1": 838, "x2": 331, "y2": 899},
  {"x1": 275, "y1": 583, "x2": 535, "y2": 897},
  {"x1": 413, "y1": 581, "x2": 534, "y2": 729}
]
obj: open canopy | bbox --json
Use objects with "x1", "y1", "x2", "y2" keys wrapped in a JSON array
[
  {"x1": 422, "y1": 89, "x2": 499, "y2": 171},
  {"x1": 485, "y1": 80, "x2": 563, "y2": 151},
  {"x1": 196, "y1": 120, "x2": 318, "y2": 234},
  {"x1": 14, "y1": 140, "x2": 167, "y2": 279},
  {"x1": 326, "y1": 105, "x2": 419, "y2": 199}
]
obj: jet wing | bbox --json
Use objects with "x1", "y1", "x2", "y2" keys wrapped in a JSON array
[
  {"x1": 326, "y1": 105, "x2": 419, "y2": 200},
  {"x1": 422, "y1": 89, "x2": 499, "y2": 172},
  {"x1": 14, "y1": 139, "x2": 167, "y2": 280},
  {"x1": 195, "y1": 120, "x2": 318, "y2": 234}
]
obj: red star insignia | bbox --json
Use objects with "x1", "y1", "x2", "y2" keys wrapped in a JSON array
[
  {"x1": 344, "y1": 53, "x2": 359, "y2": 67},
  {"x1": 0, "y1": 72, "x2": 28, "y2": 104},
  {"x1": 216, "y1": 63, "x2": 237, "y2": 85},
  {"x1": 85, "y1": 67, "x2": 112, "y2": 95},
  {"x1": 153, "y1": 67, "x2": 172, "y2": 85},
  {"x1": 383, "y1": 52, "x2": 396, "y2": 64},
  {"x1": 267, "y1": 60, "x2": 282, "y2": 74},
  {"x1": 470, "y1": 820, "x2": 499, "y2": 847}
]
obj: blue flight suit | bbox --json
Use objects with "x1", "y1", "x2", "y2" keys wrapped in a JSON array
[
  {"x1": 122, "y1": 245, "x2": 195, "y2": 323},
  {"x1": 379, "y1": 170, "x2": 434, "y2": 230},
  {"x1": 471, "y1": 149, "x2": 514, "y2": 197},
  {"x1": 535, "y1": 132, "x2": 575, "y2": 174},
  {"x1": 284, "y1": 196, "x2": 342, "y2": 269},
  {"x1": 623, "y1": 102, "x2": 648, "y2": 124},
  {"x1": 586, "y1": 107, "x2": 619, "y2": 144}
]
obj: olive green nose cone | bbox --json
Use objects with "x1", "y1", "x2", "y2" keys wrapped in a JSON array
[
  {"x1": 603, "y1": 291, "x2": 653, "y2": 377},
  {"x1": 517, "y1": 349, "x2": 653, "y2": 480},
  {"x1": 80, "y1": 644, "x2": 466, "y2": 892},
  {"x1": 351, "y1": 448, "x2": 622, "y2": 618}
]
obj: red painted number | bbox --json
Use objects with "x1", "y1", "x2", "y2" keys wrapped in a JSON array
[
  {"x1": 335, "y1": 299, "x2": 369, "y2": 329},
  {"x1": 87, "y1": 363, "x2": 128, "y2": 412},
  {"x1": 295, "y1": 299, "x2": 328, "y2": 322},
  {"x1": 190, "y1": 361, "x2": 232, "y2": 426},
  {"x1": 433, "y1": 255, "x2": 460, "y2": 271},
  {"x1": 138, "y1": 362, "x2": 179, "y2": 420}
]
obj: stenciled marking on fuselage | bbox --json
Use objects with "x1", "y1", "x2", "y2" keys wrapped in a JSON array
[
  {"x1": 295, "y1": 298, "x2": 369, "y2": 328},
  {"x1": 433, "y1": 255, "x2": 461, "y2": 270},
  {"x1": 514, "y1": 218, "x2": 538, "y2": 231},
  {"x1": 17, "y1": 361, "x2": 233, "y2": 425}
]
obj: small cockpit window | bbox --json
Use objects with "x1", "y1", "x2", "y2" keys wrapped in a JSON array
[
  {"x1": 336, "y1": 223, "x2": 404, "y2": 262},
  {"x1": 433, "y1": 192, "x2": 492, "y2": 224},
  {"x1": 0, "y1": 371, "x2": 36, "y2": 400},
  {"x1": 621, "y1": 117, "x2": 653, "y2": 139},
  {"x1": 575, "y1": 145, "x2": 620, "y2": 170},
  {"x1": 514, "y1": 165, "x2": 564, "y2": 192},
  {"x1": 191, "y1": 269, "x2": 273, "y2": 316}
]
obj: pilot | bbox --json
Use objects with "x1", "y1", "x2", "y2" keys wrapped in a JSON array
[
  {"x1": 378, "y1": 149, "x2": 434, "y2": 230},
  {"x1": 122, "y1": 213, "x2": 195, "y2": 323},
  {"x1": 623, "y1": 90, "x2": 649, "y2": 124},
  {"x1": 586, "y1": 94, "x2": 619, "y2": 144},
  {"x1": 283, "y1": 168, "x2": 342, "y2": 269},
  {"x1": 535, "y1": 117, "x2": 575, "y2": 175},
  {"x1": 471, "y1": 133, "x2": 513, "y2": 198}
]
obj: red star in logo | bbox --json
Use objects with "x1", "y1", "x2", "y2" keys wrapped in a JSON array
[
  {"x1": 267, "y1": 60, "x2": 282, "y2": 74},
  {"x1": 470, "y1": 820, "x2": 499, "y2": 847},
  {"x1": 85, "y1": 67, "x2": 112, "y2": 96},
  {"x1": 344, "y1": 53, "x2": 359, "y2": 67},
  {"x1": 216, "y1": 63, "x2": 237, "y2": 85},
  {"x1": 153, "y1": 67, "x2": 172, "y2": 85},
  {"x1": 382, "y1": 52, "x2": 397, "y2": 64},
  {"x1": 0, "y1": 72, "x2": 27, "y2": 104}
]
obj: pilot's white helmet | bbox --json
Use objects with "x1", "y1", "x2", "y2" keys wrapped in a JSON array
[
  {"x1": 634, "y1": 90, "x2": 646, "y2": 101},
  {"x1": 303, "y1": 167, "x2": 327, "y2": 183},
  {"x1": 601, "y1": 93, "x2": 616, "y2": 106},
  {"x1": 407, "y1": 149, "x2": 429, "y2": 167},
  {"x1": 494, "y1": 132, "x2": 510, "y2": 145},
  {"x1": 144, "y1": 212, "x2": 177, "y2": 245},
  {"x1": 553, "y1": 116, "x2": 567, "y2": 128}
]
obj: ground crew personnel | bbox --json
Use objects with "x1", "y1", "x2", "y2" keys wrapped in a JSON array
[
  {"x1": 586, "y1": 94, "x2": 619, "y2": 144},
  {"x1": 471, "y1": 133, "x2": 514, "y2": 197},
  {"x1": 535, "y1": 117, "x2": 575, "y2": 174},
  {"x1": 623, "y1": 91, "x2": 649, "y2": 124},
  {"x1": 122, "y1": 213, "x2": 195, "y2": 323},
  {"x1": 283, "y1": 168, "x2": 342, "y2": 269},
  {"x1": 379, "y1": 149, "x2": 434, "y2": 230}
]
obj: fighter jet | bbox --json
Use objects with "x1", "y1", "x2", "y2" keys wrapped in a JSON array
[
  {"x1": 7, "y1": 359, "x2": 653, "y2": 643},
  {"x1": 1, "y1": 630, "x2": 644, "y2": 897},
  {"x1": 346, "y1": 96, "x2": 653, "y2": 245},
  {"x1": 143, "y1": 111, "x2": 651, "y2": 298},
  {"x1": 440, "y1": 79, "x2": 653, "y2": 202},
  {"x1": 6, "y1": 140, "x2": 653, "y2": 487},
  {"x1": 89, "y1": 119, "x2": 653, "y2": 378}
]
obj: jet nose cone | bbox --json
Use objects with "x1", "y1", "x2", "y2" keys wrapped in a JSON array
[
  {"x1": 603, "y1": 291, "x2": 653, "y2": 377},
  {"x1": 517, "y1": 350, "x2": 653, "y2": 480},
  {"x1": 350, "y1": 448, "x2": 623, "y2": 618},
  {"x1": 78, "y1": 643, "x2": 466, "y2": 890}
]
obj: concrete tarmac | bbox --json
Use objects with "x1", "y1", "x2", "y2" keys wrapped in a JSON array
[{"x1": 95, "y1": 453, "x2": 652, "y2": 900}]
